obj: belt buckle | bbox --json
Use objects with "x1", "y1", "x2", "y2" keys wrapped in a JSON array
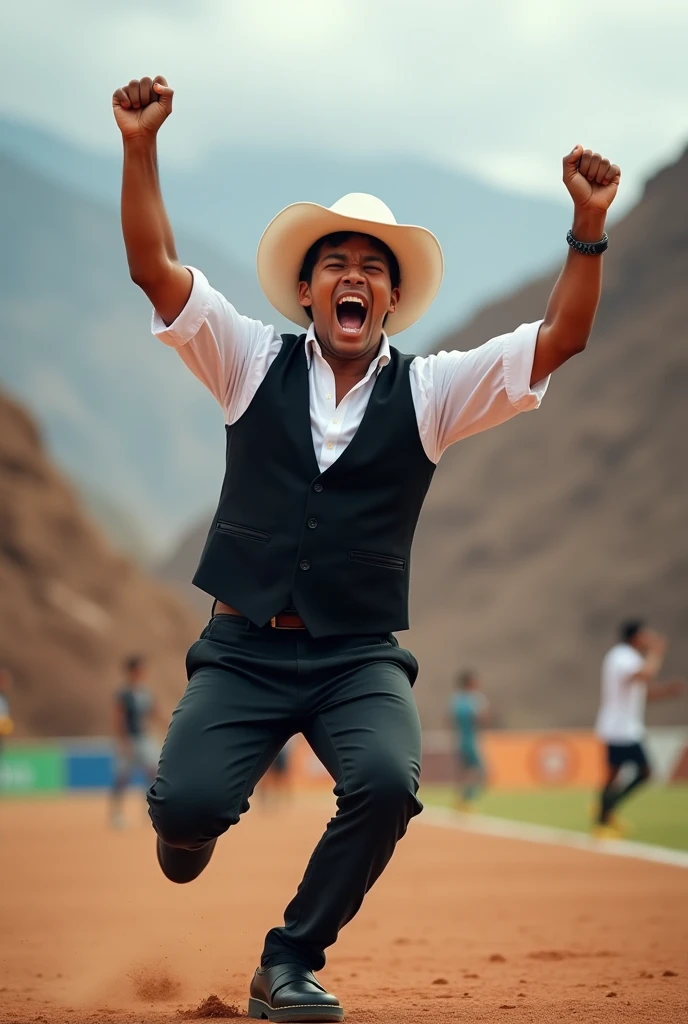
[{"x1": 270, "y1": 615, "x2": 303, "y2": 630}]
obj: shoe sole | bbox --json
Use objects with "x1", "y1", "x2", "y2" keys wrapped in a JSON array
[{"x1": 247, "y1": 996, "x2": 344, "y2": 1022}]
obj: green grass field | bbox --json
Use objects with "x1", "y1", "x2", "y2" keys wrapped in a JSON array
[{"x1": 421, "y1": 783, "x2": 688, "y2": 853}]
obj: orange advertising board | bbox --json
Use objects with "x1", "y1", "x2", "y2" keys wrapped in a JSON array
[
  {"x1": 481, "y1": 731, "x2": 604, "y2": 788},
  {"x1": 285, "y1": 730, "x2": 607, "y2": 790}
]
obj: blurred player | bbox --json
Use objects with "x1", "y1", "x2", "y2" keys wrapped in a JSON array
[
  {"x1": 594, "y1": 621, "x2": 683, "y2": 837},
  {"x1": 449, "y1": 669, "x2": 489, "y2": 810},
  {"x1": 111, "y1": 655, "x2": 161, "y2": 828}
]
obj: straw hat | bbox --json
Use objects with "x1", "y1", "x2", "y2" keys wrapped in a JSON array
[{"x1": 256, "y1": 193, "x2": 443, "y2": 336}]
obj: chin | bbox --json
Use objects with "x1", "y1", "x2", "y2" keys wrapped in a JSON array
[{"x1": 328, "y1": 321, "x2": 376, "y2": 356}]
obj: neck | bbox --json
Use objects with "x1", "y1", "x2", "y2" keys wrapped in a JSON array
[{"x1": 315, "y1": 332, "x2": 383, "y2": 383}]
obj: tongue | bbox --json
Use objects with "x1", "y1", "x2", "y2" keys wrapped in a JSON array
[{"x1": 337, "y1": 303, "x2": 365, "y2": 331}]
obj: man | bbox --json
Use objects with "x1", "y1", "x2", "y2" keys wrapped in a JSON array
[
  {"x1": 111, "y1": 655, "x2": 160, "y2": 829},
  {"x1": 449, "y1": 669, "x2": 489, "y2": 810},
  {"x1": 594, "y1": 622, "x2": 682, "y2": 837},
  {"x1": 113, "y1": 73, "x2": 620, "y2": 1022}
]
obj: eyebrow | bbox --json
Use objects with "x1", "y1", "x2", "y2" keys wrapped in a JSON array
[{"x1": 321, "y1": 251, "x2": 386, "y2": 264}]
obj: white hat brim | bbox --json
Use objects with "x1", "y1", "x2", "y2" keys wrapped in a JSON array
[{"x1": 256, "y1": 201, "x2": 444, "y2": 336}]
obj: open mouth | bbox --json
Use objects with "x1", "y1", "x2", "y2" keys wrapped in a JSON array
[{"x1": 335, "y1": 294, "x2": 369, "y2": 334}]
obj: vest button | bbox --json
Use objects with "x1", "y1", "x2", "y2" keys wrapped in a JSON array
[
  {"x1": 307, "y1": 518, "x2": 318, "y2": 529},
  {"x1": 314, "y1": 482, "x2": 323, "y2": 492},
  {"x1": 300, "y1": 559, "x2": 310, "y2": 571}
]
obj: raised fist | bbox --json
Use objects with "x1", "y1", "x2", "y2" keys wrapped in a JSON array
[
  {"x1": 112, "y1": 76, "x2": 173, "y2": 140},
  {"x1": 562, "y1": 145, "x2": 621, "y2": 213}
]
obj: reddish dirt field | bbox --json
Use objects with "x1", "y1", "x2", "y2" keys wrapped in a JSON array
[{"x1": 1, "y1": 794, "x2": 687, "y2": 1023}]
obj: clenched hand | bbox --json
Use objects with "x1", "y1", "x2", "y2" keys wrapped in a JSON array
[
  {"x1": 112, "y1": 75, "x2": 174, "y2": 140},
  {"x1": 563, "y1": 145, "x2": 621, "y2": 213}
]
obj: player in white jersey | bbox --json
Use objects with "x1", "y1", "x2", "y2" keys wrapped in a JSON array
[{"x1": 594, "y1": 621, "x2": 682, "y2": 836}]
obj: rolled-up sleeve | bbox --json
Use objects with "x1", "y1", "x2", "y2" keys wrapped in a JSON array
[
  {"x1": 503, "y1": 320, "x2": 549, "y2": 411},
  {"x1": 150, "y1": 266, "x2": 280, "y2": 420},
  {"x1": 152, "y1": 267, "x2": 214, "y2": 348},
  {"x1": 411, "y1": 320, "x2": 549, "y2": 463}
]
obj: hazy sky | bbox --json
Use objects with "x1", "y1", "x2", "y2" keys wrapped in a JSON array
[{"x1": 2, "y1": 0, "x2": 686, "y2": 208}]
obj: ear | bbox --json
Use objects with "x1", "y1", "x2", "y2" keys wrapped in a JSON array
[
  {"x1": 298, "y1": 280, "x2": 312, "y2": 309},
  {"x1": 388, "y1": 286, "x2": 401, "y2": 314}
]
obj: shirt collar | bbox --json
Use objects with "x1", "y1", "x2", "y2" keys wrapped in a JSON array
[{"x1": 304, "y1": 323, "x2": 391, "y2": 376}]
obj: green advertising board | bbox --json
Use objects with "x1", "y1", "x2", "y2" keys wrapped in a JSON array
[{"x1": 0, "y1": 744, "x2": 64, "y2": 795}]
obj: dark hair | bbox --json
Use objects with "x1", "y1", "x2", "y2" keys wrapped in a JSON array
[
  {"x1": 619, "y1": 620, "x2": 645, "y2": 644},
  {"x1": 124, "y1": 654, "x2": 145, "y2": 675},
  {"x1": 298, "y1": 231, "x2": 401, "y2": 322},
  {"x1": 456, "y1": 669, "x2": 476, "y2": 690}
]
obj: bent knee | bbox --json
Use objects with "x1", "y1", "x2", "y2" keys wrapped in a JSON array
[
  {"x1": 148, "y1": 785, "x2": 234, "y2": 849},
  {"x1": 355, "y1": 763, "x2": 422, "y2": 820}
]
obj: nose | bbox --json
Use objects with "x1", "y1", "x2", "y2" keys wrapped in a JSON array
[{"x1": 342, "y1": 264, "x2": 365, "y2": 286}]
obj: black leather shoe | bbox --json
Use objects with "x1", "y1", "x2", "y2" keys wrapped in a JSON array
[
  {"x1": 248, "y1": 964, "x2": 344, "y2": 1022},
  {"x1": 155, "y1": 836, "x2": 217, "y2": 884}
]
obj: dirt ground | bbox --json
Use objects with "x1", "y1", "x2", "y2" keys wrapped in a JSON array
[{"x1": 1, "y1": 794, "x2": 686, "y2": 1024}]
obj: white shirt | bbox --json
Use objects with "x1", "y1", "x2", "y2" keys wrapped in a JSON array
[
  {"x1": 153, "y1": 267, "x2": 549, "y2": 468},
  {"x1": 595, "y1": 643, "x2": 647, "y2": 743}
]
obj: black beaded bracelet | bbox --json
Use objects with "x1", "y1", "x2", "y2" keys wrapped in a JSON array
[{"x1": 566, "y1": 229, "x2": 608, "y2": 255}]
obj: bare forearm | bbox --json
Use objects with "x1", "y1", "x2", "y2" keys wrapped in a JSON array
[
  {"x1": 542, "y1": 209, "x2": 606, "y2": 351},
  {"x1": 114, "y1": 76, "x2": 192, "y2": 323},
  {"x1": 532, "y1": 208, "x2": 606, "y2": 383},
  {"x1": 151, "y1": 143, "x2": 177, "y2": 261},
  {"x1": 647, "y1": 678, "x2": 682, "y2": 701},
  {"x1": 635, "y1": 648, "x2": 666, "y2": 683},
  {"x1": 121, "y1": 135, "x2": 176, "y2": 283},
  {"x1": 530, "y1": 147, "x2": 620, "y2": 384}
]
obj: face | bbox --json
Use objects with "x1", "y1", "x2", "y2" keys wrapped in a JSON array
[
  {"x1": 632, "y1": 628, "x2": 651, "y2": 653},
  {"x1": 298, "y1": 235, "x2": 400, "y2": 361},
  {"x1": 128, "y1": 663, "x2": 146, "y2": 686}
]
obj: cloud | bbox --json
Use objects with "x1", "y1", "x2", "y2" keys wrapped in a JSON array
[{"x1": 1, "y1": 0, "x2": 687, "y2": 207}]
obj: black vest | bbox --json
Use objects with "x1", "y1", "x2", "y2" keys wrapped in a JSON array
[{"x1": 193, "y1": 334, "x2": 436, "y2": 636}]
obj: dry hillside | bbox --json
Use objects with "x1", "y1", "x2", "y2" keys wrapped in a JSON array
[{"x1": 0, "y1": 390, "x2": 200, "y2": 736}]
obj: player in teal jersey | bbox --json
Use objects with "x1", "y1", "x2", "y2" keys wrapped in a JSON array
[{"x1": 449, "y1": 669, "x2": 489, "y2": 810}]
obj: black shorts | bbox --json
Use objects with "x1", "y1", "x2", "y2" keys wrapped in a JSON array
[{"x1": 606, "y1": 742, "x2": 649, "y2": 770}]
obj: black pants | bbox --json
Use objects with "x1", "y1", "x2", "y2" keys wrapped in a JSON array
[
  {"x1": 598, "y1": 742, "x2": 651, "y2": 824},
  {"x1": 147, "y1": 613, "x2": 422, "y2": 970}
]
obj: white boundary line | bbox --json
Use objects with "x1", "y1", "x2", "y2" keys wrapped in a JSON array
[{"x1": 420, "y1": 805, "x2": 688, "y2": 870}]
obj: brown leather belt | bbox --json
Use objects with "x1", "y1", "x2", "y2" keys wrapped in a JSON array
[{"x1": 215, "y1": 601, "x2": 306, "y2": 630}]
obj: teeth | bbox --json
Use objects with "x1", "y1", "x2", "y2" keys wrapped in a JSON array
[{"x1": 337, "y1": 295, "x2": 366, "y2": 307}]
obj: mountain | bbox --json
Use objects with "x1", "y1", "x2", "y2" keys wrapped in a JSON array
[
  {"x1": 0, "y1": 117, "x2": 571, "y2": 352},
  {"x1": 0, "y1": 388, "x2": 200, "y2": 737},
  {"x1": 0, "y1": 152, "x2": 285, "y2": 553},
  {"x1": 160, "y1": 147, "x2": 688, "y2": 729}
]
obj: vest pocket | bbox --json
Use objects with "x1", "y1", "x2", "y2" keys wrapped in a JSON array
[
  {"x1": 216, "y1": 520, "x2": 271, "y2": 543},
  {"x1": 349, "y1": 549, "x2": 406, "y2": 570}
]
